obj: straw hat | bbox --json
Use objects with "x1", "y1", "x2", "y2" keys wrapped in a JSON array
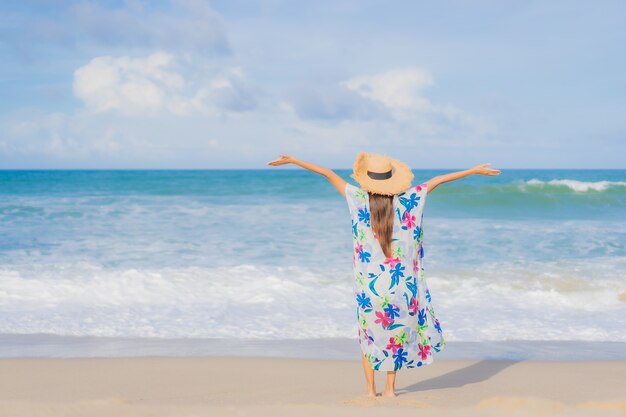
[{"x1": 350, "y1": 152, "x2": 414, "y2": 196}]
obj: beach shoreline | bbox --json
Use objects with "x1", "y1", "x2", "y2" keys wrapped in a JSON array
[
  {"x1": 1, "y1": 356, "x2": 624, "y2": 417},
  {"x1": 2, "y1": 333, "x2": 626, "y2": 361}
]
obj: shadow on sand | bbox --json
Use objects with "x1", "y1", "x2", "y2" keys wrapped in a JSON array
[{"x1": 401, "y1": 359, "x2": 522, "y2": 393}]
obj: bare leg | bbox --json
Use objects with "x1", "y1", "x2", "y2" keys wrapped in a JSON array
[
  {"x1": 383, "y1": 370, "x2": 397, "y2": 397},
  {"x1": 360, "y1": 352, "x2": 376, "y2": 397}
]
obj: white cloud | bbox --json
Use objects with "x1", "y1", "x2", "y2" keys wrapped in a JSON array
[
  {"x1": 3, "y1": 59, "x2": 494, "y2": 167},
  {"x1": 290, "y1": 69, "x2": 437, "y2": 122},
  {"x1": 289, "y1": 67, "x2": 495, "y2": 140},
  {"x1": 343, "y1": 68, "x2": 433, "y2": 109},
  {"x1": 73, "y1": 52, "x2": 180, "y2": 114},
  {"x1": 1, "y1": 111, "x2": 75, "y2": 157},
  {"x1": 73, "y1": 53, "x2": 258, "y2": 116},
  {"x1": 343, "y1": 68, "x2": 468, "y2": 124},
  {"x1": 290, "y1": 85, "x2": 389, "y2": 121}
]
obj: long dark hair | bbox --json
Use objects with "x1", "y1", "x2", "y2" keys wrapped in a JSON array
[{"x1": 368, "y1": 192, "x2": 394, "y2": 259}]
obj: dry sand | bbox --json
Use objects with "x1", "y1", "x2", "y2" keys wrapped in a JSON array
[{"x1": 1, "y1": 356, "x2": 625, "y2": 416}]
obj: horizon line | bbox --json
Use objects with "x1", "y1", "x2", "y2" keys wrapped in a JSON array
[{"x1": 0, "y1": 167, "x2": 625, "y2": 171}]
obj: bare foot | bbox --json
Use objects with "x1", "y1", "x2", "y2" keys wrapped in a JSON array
[
  {"x1": 383, "y1": 390, "x2": 396, "y2": 398},
  {"x1": 366, "y1": 390, "x2": 377, "y2": 398}
]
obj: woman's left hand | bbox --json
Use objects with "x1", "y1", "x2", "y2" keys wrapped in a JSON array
[
  {"x1": 267, "y1": 154, "x2": 295, "y2": 166},
  {"x1": 472, "y1": 163, "x2": 501, "y2": 176}
]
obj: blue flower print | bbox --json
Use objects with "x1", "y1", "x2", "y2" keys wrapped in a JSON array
[
  {"x1": 352, "y1": 219, "x2": 358, "y2": 238},
  {"x1": 413, "y1": 225, "x2": 421, "y2": 241},
  {"x1": 357, "y1": 292, "x2": 372, "y2": 309},
  {"x1": 393, "y1": 348, "x2": 408, "y2": 370},
  {"x1": 356, "y1": 244, "x2": 371, "y2": 263},
  {"x1": 389, "y1": 263, "x2": 406, "y2": 288},
  {"x1": 425, "y1": 288, "x2": 431, "y2": 302},
  {"x1": 358, "y1": 207, "x2": 371, "y2": 227},
  {"x1": 406, "y1": 278, "x2": 417, "y2": 298},
  {"x1": 384, "y1": 303, "x2": 400, "y2": 319},
  {"x1": 399, "y1": 193, "x2": 420, "y2": 212},
  {"x1": 418, "y1": 308, "x2": 427, "y2": 326},
  {"x1": 434, "y1": 318, "x2": 442, "y2": 333}
]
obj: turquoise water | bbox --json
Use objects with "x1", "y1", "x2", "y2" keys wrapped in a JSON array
[
  {"x1": 1, "y1": 169, "x2": 624, "y2": 217},
  {"x1": 0, "y1": 169, "x2": 625, "y2": 346}
]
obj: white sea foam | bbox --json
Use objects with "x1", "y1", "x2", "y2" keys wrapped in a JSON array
[
  {"x1": 1, "y1": 171, "x2": 624, "y2": 345},
  {"x1": 0, "y1": 258, "x2": 624, "y2": 342},
  {"x1": 525, "y1": 178, "x2": 626, "y2": 192}
]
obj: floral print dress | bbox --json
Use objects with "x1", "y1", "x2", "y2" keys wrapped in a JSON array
[{"x1": 345, "y1": 182, "x2": 446, "y2": 371}]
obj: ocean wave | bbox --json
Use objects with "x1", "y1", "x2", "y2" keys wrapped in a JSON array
[
  {"x1": 523, "y1": 179, "x2": 626, "y2": 192},
  {"x1": 0, "y1": 259, "x2": 624, "y2": 342}
]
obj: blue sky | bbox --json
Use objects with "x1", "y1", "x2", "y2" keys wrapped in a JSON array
[{"x1": 1, "y1": 0, "x2": 624, "y2": 169}]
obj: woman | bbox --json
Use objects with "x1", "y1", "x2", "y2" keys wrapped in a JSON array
[{"x1": 267, "y1": 152, "x2": 501, "y2": 397}]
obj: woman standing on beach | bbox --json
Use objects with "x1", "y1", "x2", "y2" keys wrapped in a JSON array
[{"x1": 267, "y1": 152, "x2": 500, "y2": 397}]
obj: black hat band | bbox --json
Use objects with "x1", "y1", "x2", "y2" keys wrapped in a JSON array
[{"x1": 367, "y1": 169, "x2": 393, "y2": 180}]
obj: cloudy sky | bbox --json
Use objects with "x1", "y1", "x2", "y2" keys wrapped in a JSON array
[{"x1": 1, "y1": 0, "x2": 624, "y2": 169}]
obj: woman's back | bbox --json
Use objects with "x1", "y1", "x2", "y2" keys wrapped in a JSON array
[{"x1": 346, "y1": 182, "x2": 427, "y2": 271}]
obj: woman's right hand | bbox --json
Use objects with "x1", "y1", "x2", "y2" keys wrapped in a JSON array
[
  {"x1": 267, "y1": 154, "x2": 295, "y2": 166},
  {"x1": 471, "y1": 163, "x2": 501, "y2": 176}
]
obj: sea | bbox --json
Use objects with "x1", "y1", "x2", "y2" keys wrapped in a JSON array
[{"x1": 0, "y1": 169, "x2": 625, "y2": 360}]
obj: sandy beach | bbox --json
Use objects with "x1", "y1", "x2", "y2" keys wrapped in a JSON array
[{"x1": 1, "y1": 356, "x2": 624, "y2": 417}]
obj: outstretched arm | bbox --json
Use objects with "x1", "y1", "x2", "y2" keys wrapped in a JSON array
[
  {"x1": 425, "y1": 163, "x2": 501, "y2": 194},
  {"x1": 267, "y1": 154, "x2": 347, "y2": 197}
]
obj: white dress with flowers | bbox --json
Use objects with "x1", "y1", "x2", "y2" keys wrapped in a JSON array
[{"x1": 345, "y1": 181, "x2": 445, "y2": 371}]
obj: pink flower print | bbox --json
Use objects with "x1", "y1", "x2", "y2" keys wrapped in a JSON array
[
  {"x1": 418, "y1": 343, "x2": 431, "y2": 360},
  {"x1": 413, "y1": 259, "x2": 419, "y2": 273},
  {"x1": 386, "y1": 337, "x2": 403, "y2": 354},
  {"x1": 384, "y1": 256, "x2": 401, "y2": 269},
  {"x1": 409, "y1": 296, "x2": 419, "y2": 316},
  {"x1": 355, "y1": 243, "x2": 363, "y2": 254},
  {"x1": 374, "y1": 311, "x2": 393, "y2": 328},
  {"x1": 402, "y1": 212, "x2": 416, "y2": 228}
]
